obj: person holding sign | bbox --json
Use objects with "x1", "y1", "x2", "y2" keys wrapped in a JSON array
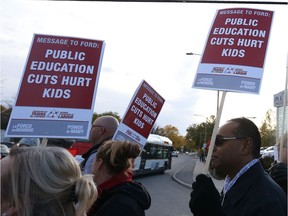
[
  {"x1": 81, "y1": 116, "x2": 119, "y2": 174},
  {"x1": 88, "y1": 140, "x2": 151, "y2": 216},
  {"x1": 189, "y1": 117, "x2": 287, "y2": 216},
  {"x1": 1, "y1": 146, "x2": 97, "y2": 216}
]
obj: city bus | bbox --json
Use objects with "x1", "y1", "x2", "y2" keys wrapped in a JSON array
[{"x1": 133, "y1": 134, "x2": 173, "y2": 177}]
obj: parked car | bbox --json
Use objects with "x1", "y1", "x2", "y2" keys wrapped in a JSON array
[
  {"x1": 259, "y1": 146, "x2": 275, "y2": 170},
  {"x1": 261, "y1": 146, "x2": 275, "y2": 158},
  {"x1": 260, "y1": 146, "x2": 267, "y2": 156},
  {"x1": 0, "y1": 144, "x2": 10, "y2": 159},
  {"x1": 1, "y1": 142, "x2": 16, "y2": 149},
  {"x1": 172, "y1": 151, "x2": 179, "y2": 157}
]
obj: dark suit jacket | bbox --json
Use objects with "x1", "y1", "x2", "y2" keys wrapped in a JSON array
[{"x1": 222, "y1": 161, "x2": 287, "y2": 216}]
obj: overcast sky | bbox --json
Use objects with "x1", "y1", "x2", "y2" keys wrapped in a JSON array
[{"x1": 1, "y1": 0, "x2": 287, "y2": 135}]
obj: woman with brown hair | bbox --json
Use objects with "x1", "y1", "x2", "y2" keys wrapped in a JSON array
[{"x1": 88, "y1": 140, "x2": 151, "y2": 216}]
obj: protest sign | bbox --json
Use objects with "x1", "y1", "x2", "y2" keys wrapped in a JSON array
[
  {"x1": 193, "y1": 8, "x2": 274, "y2": 94},
  {"x1": 5, "y1": 34, "x2": 105, "y2": 139},
  {"x1": 193, "y1": 8, "x2": 274, "y2": 175},
  {"x1": 113, "y1": 80, "x2": 165, "y2": 147}
]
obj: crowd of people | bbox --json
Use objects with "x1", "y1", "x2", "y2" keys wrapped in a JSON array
[
  {"x1": 1, "y1": 116, "x2": 287, "y2": 216},
  {"x1": 1, "y1": 115, "x2": 151, "y2": 216}
]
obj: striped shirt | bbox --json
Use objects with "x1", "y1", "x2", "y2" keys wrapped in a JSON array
[{"x1": 223, "y1": 159, "x2": 259, "y2": 194}]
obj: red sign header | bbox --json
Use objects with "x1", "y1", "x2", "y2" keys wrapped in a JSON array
[
  {"x1": 15, "y1": 34, "x2": 104, "y2": 109},
  {"x1": 202, "y1": 8, "x2": 273, "y2": 68}
]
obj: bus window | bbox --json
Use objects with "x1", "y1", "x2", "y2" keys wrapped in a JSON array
[
  {"x1": 150, "y1": 145, "x2": 157, "y2": 158},
  {"x1": 157, "y1": 147, "x2": 163, "y2": 159},
  {"x1": 133, "y1": 134, "x2": 173, "y2": 177},
  {"x1": 163, "y1": 149, "x2": 168, "y2": 158}
]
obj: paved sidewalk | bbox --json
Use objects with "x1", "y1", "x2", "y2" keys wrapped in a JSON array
[{"x1": 173, "y1": 155, "x2": 224, "y2": 192}]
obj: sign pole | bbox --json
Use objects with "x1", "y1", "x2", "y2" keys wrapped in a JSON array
[
  {"x1": 41, "y1": 138, "x2": 48, "y2": 147},
  {"x1": 279, "y1": 53, "x2": 288, "y2": 162},
  {"x1": 203, "y1": 91, "x2": 227, "y2": 175}
]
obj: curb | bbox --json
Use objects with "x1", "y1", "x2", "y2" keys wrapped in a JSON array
[
  {"x1": 172, "y1": 170, "x2": 192, "y2": 189},
  {"x1": 172, "y1": 155, "x2": 225, "y2": 192},
  {"x1": 172, "y1": 158, "x2": 196, "y2": 189}
]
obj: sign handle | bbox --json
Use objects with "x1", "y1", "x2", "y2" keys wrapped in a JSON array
[
  {"x1": 279, "y1": 53, "x2": 288, "y2": 162},
  {"x1": 41, "y1": 138, "x2": 48, "y2": 147},
  {"x1": 203, "y1": 91, "x2": 227, "y2": 175}
]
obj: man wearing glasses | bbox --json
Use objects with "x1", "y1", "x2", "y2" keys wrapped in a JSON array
[
  {"x1": 189, "y1": 117, "x2": 287, "y2": 216},
  {"x1": 81, "y1": 116, "x2": 119, "y2": 174}
]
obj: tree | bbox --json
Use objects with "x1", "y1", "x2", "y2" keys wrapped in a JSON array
[
  {"x1": 150, "y1": 124, "x2": 164, "y2": 135},
  {"x1": 185, "y1": 123, "x2": 198, "y2": 150},
  {"x1": 151, "y1": 124, "x2": 187, "y2": 151},
  {"x1": 161, "y1": 125, "x2": 186, "y2": 150},
  {"x1": 259, "y1": 109, "x2": 276, "y2": 147},
  {"x1": 185, "y1": 115, "x2": 216, "y2": 151},
  {"x1": 1, "y1": 106, "x2": 12, "y2": 130}
]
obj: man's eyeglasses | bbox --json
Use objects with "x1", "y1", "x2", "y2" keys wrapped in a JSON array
[{"x1": 215, "y1": 136, "x2": 246, "y2": 146}]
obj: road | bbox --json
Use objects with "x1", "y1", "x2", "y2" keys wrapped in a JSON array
[{"x1": 135, "y1": 154, "x2": 195, "y2": 216}]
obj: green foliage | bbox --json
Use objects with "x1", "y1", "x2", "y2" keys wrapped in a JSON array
[
  {"x1": 184, "y1": 111, "x2": 277, "y2": 151},
  {"x1": 151, "y1": 124, "x2": 164, "y2": 135},
  {"x1": 151, "y1": 124, "x2": 187, "y2": 151},
  {"x1": 1, "y1": 106, "x2": 12, "y2": 129},
  {"x1": 259, "y1": 109, "x2": 276, "y2": 147},
  {"x1": 185, "y1": 115, "x2": 216, "y2": 151}
]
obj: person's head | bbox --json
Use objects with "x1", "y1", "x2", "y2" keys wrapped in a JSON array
[
  {"x1": 211, "y1": 117, "x2": 261, "y2": 179},
  {"x1": 89, "y1": 116, "x2": 119, "y2": 146},
  {"x1": 18, "y1": 137, "x2": 40, "y2": 147},
  {"x1": 276, "y1": 132, "x2": 287, "y2": 163},
  {"x1": 1, "y1": 146, "x2": 97, "y2": 216},
  {"x1": 92, "y1": 140, "x2": 141, "y2": 185}
]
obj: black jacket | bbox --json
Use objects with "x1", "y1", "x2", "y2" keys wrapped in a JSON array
[
  {"x1": 89, "y1": 181, "x2": 151, "y2": 216},
  {"x1": 222, "y1": 161, "x2": 287, "y2": 216},
  {"x1": 80, "y1": 137, "x2": 112, "y2": 170}
]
